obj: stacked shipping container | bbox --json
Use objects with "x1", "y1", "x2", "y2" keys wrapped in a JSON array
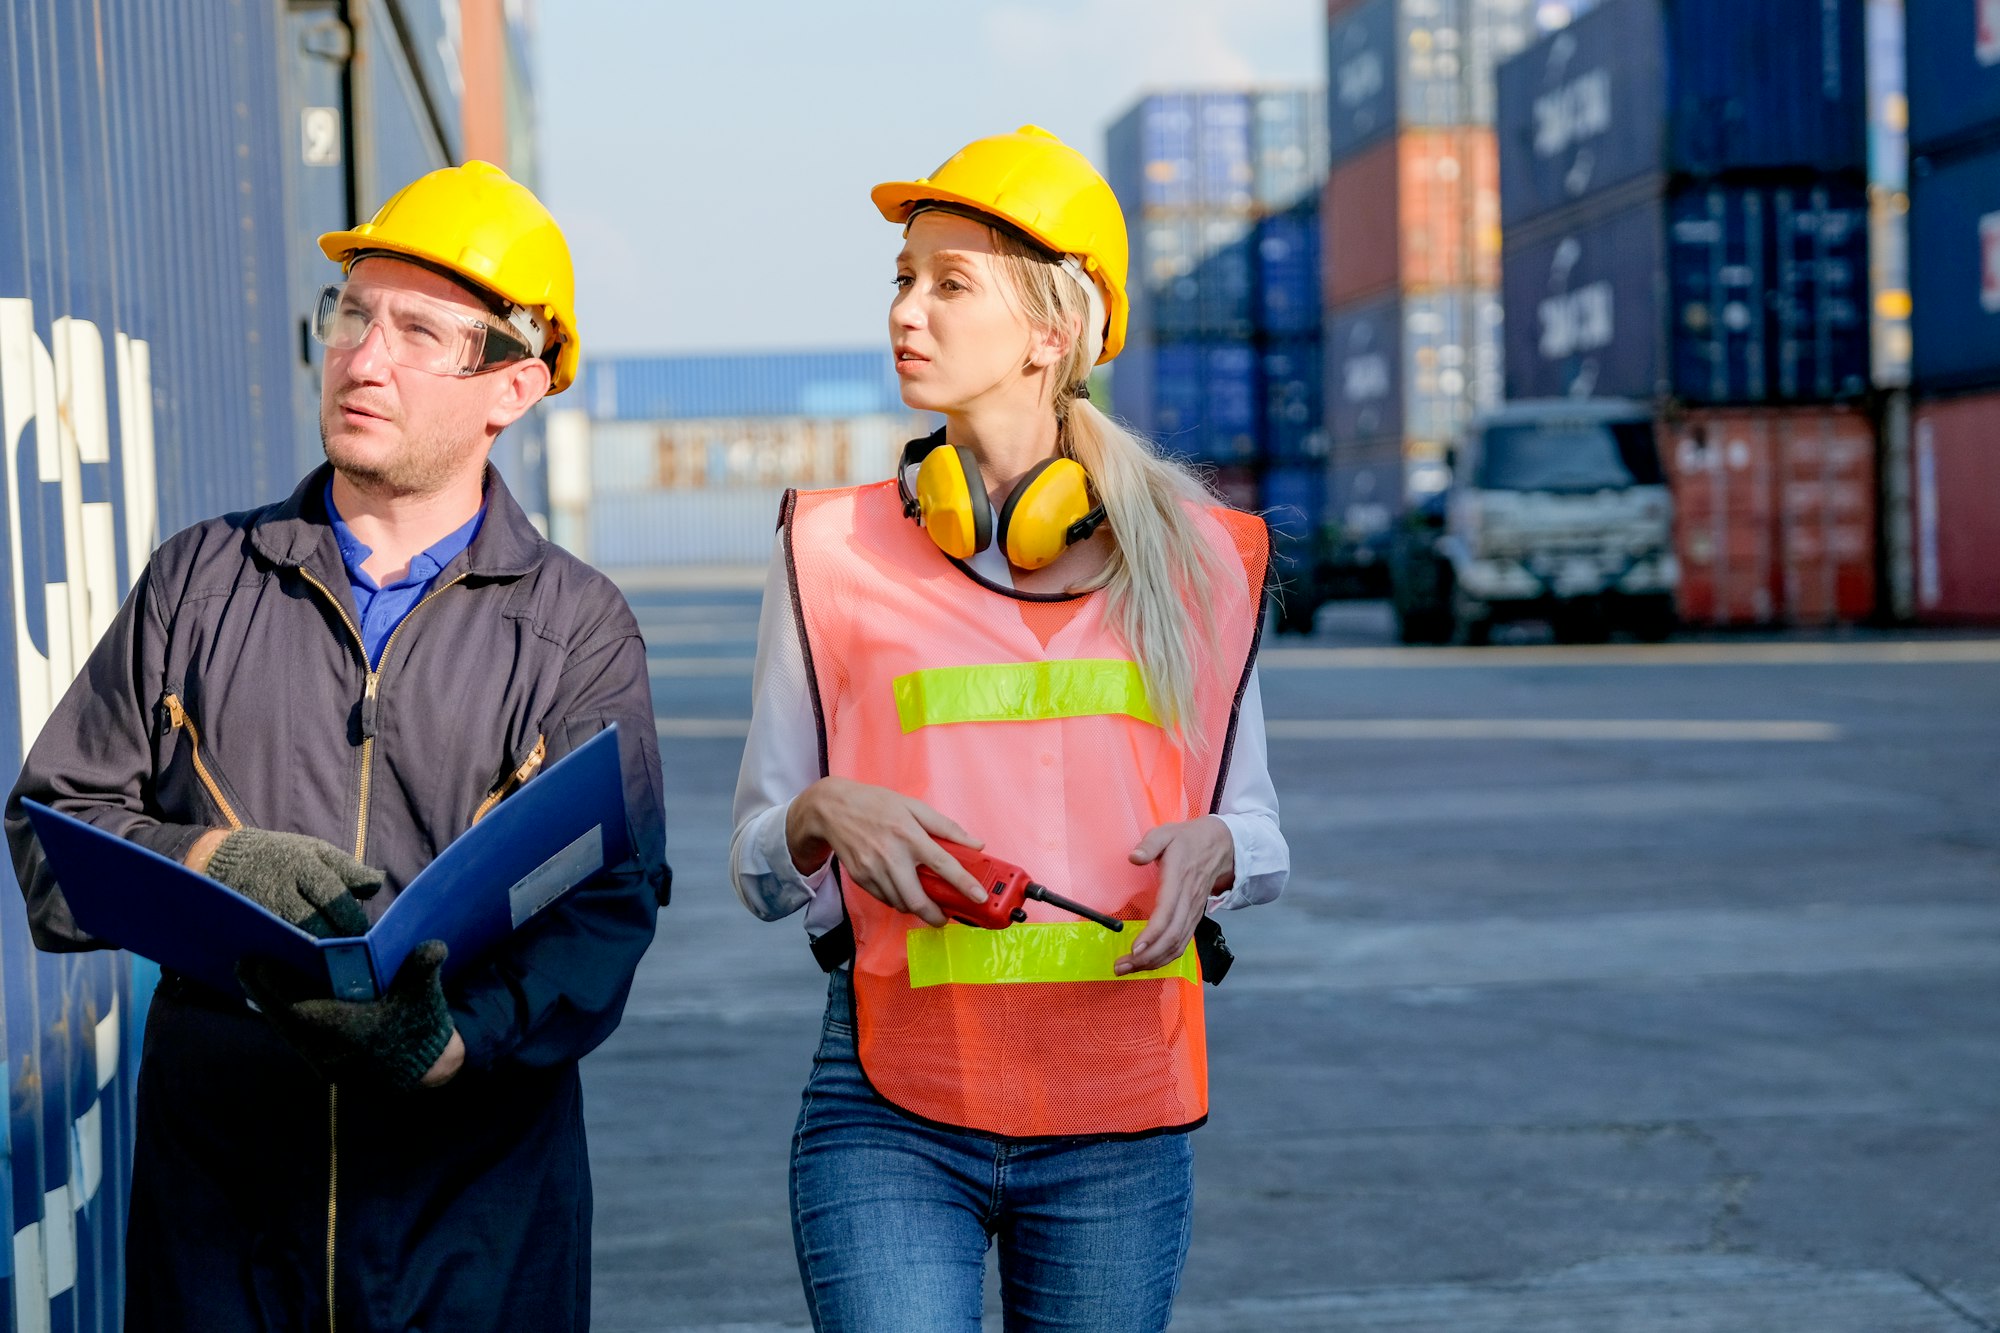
[
  {"x1": 553, "y1": 351, "x2": 933, "y2": 565},
  {"x1": 0, "y1": 0, "x2": 537, "y2": 1321},
  {"x1": 1495, "y1": 0, "x2": 1882, "y2": 626},
  {"x1": 1321, "y1": 0, "x2": 1542, "y2": 547},
  {"x1": 1905, "y1": 0, "x2": 2000, "y2": 620},
  {"x1": 1106, "y1": 89, "x2": 1330, "y2": 535}
]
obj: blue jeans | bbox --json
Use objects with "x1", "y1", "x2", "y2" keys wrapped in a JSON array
[{"x1": 790, "y1": 969, "x2": 1196, "y2": 1332}]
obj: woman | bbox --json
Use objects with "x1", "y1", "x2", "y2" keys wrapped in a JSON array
[{"x1": 729, "y1": 125, "x2": 1289, "y2": 1332}]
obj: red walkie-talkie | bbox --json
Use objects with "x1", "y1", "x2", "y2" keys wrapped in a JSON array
[{"x1": 916, "y1": 839, "x2": 1124, "y2": 932}]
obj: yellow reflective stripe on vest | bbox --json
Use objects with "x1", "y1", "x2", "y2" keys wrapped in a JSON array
[
  {"x1": 906, "y1": 921, "x2": 1199, "y2": 988},
  {"x1": 892, "y1": 660, "x2": 1158, "y2": 733}
]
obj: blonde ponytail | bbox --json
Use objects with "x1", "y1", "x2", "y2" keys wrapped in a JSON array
[{"x1": 990, "y1": 234, "x2": 1239, "y2": 739}]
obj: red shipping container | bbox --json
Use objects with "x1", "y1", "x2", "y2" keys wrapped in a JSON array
[
  {"x1": 1323, "y1": 129, "x2": 1499, "y2": 308},
  {"x1": 1664, "y1": 406, "x2": 1878, "y2": 627},
  {"x1": 1912, "y1": 393, "x2": 2000, "y2": 622}
]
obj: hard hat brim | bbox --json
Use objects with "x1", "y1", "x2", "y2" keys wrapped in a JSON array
[{"x1": 871, "y1": 180, "x2": 1074, "y2": 261}]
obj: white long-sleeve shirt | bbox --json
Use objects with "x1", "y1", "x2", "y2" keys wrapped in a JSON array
[{"x1": 728, "y1": 532, "x2": 1289, "y2": 937}]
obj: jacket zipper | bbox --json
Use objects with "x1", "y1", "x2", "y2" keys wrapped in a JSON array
[
  {"x1": 294, "y1": 564, "x2": 467, "y2": 1333},
  {"x1": 471, "y1": 733, "x2": 546, "y2": 824},
  {"x1": 160, "y1": 694, "x2": 244, "y2": 830}
]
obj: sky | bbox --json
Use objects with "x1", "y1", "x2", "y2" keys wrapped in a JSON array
[{"x1": 535, "y1": 1, "x2": 1324, "y2": 357}]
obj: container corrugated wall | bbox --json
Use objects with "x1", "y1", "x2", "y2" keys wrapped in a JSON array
[{"x1": 0, "y1": 1, "x2": 536, "y2": 1320}]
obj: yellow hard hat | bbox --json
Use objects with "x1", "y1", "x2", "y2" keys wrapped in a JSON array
[
  {"x1": 318, "y1": 161, "x2": 580, "y2": 394},
  {"x1": 872, "y1": 125, "x2": 1130, "y2": 365}
]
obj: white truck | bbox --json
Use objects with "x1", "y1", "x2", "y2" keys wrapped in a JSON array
[{"x1": 1389, "y1": 399, "x2": 1679, "y2": 645}]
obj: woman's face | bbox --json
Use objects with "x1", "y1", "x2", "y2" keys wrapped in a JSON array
[{"x1": 890, "y1": 211, "x2": 1052, "y2": 415}]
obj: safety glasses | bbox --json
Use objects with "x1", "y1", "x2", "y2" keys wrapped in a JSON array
[{"x1": 311, "y1": 282, "x2": 531, "y2": 377}]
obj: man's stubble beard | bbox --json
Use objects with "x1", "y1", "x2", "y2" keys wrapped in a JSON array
[{"x1": 320, "y1": 417, "x2": 476, "y2": 498}]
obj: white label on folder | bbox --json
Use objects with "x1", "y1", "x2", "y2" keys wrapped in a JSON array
[{"x1": 510, "y1": 826, "x2": 604, "y2": 928}]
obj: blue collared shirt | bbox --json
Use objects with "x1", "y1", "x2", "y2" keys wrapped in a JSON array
[{"x1": 325, "y1": 478, "x2": 486, "y2": 668}]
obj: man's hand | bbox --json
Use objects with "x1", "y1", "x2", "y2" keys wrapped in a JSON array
[
  {"x1": 1115, "y1": 816, "x2": 1235, "y2": 976},
  {"x1": 238, "y1": 940, "x2": 456, "y2": 1090},
  {"x1": 200, "y1": 828, "x2": 383, "y2": 938}
]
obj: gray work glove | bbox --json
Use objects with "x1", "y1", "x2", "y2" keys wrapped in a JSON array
[
  {"x1": 237, "y1": 940, "x2": 454, "y2": 1091},
  {"x1": 204, "y1": 829, "x2": 382, "y2": 939}
]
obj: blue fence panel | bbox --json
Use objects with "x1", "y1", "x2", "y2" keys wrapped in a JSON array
[{"x1": 1907, "y1": 0, "x2": 2000, "y2": 156}]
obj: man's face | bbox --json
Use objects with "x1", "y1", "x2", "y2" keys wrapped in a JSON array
[{"x1": 318, "y1": 256, "x2": 522, "y2": 495}]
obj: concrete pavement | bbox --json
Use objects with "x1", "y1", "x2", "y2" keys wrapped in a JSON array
[{"x1": 586, "y1": 588, "x2": 2000, "y2": 1331}]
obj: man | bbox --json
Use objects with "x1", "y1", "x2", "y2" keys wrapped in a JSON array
[{"x1": 5, "y1": 161, "x2": 668, "y2": 1331}]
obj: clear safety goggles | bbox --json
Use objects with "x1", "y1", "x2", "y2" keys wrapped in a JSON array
[{"x1": 311, "y1": 282, "x2": 534, "y2": 378}]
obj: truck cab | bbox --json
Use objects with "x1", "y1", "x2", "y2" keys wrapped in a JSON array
[{"x1": 1390, "y1": 399, "x2": 1678, "y2": 645}]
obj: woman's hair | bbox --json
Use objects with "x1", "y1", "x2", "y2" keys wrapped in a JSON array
[{"x1": 986, "y1": 229, "x2": 1236, "y2": 741}]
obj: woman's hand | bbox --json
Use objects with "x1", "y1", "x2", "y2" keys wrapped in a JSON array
[
  {"x1": 786, "y1": 777, "x2": 987, "y2": 927},
  {"x1": 1115, "y1": 816, "x2": 1235, "y2": 976}
]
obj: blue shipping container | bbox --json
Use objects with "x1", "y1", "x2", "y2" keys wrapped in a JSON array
[
  {"x1": 1127, "y1": 215, "x2": 1257, "y2": 341},
  {"x1": 1106, "y1": 93, "x2": 1254, "y2": 213},
  {"x1": 1909, "y1": 142, "x2": 2000, "y2": 392},
  {"x1": 1907, "y1": 0, "x2": 2000, "y2": 156},
  {"x1": 1502, "y1": 179, "x2": 1870, "y2": 401},
  {"x1": 584, "y1": 351, "x2": 907, "y2": 421},
  {"x1": 1260, "y1": 466, "x2": 1329, "y2": 542},
  {"x1": 1329, "y1": 439, "x2": 1409, "y2": 537},
  {"x1": 1327, "y1": 0, "x2": 1544, "y2": 165},
  {"x1": 1253, "y1": 90, "x2": 1331, "y2": 211},
  {"x1": 1117, "y1": 341, "x2": 1260, "y2": 464},
  {"x1": 1325, "y1": 290, "x2": 1504, "y2": 447},
  {"x1": 1255, "y1": 207, "x2": 1322, "y2": 334},
  {"x1": 1495, "y1": 0, "x2": 1868, "y2": 228},
  {"x1": 1260, "y1": 340, "x2": 1326, "y2": 461}
]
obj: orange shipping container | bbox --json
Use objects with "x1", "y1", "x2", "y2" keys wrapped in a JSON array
[
  {"x1": 1322, "y1": 128, "x2": 1499, "y2": 308},
  {"x1": 1664, "y1": 407, "x2": 1878, "y2": 628},
  {"x1": 1912, "y1": 394, "x2": 2000, "y2": 622}
]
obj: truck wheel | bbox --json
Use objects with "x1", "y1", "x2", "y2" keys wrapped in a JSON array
[
  {"x1": 1451, "y1": 591, "x2": 1492, "y2": 647},
  {"x1": 1626, "y1": 596, "x2": 1677, "y2": 643},
  {"x1": 1551, "y1": 603, "x2": 1611, "y2": 644}
]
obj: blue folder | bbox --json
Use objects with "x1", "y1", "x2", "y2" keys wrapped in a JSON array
[{"x1": 23, "y1": 724, "x2": 632, "y2": 1002}]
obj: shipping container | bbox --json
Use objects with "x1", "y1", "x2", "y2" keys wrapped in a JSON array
[
  {"x1": 1323, "y1": 129, "x2": 1500, "y2": 307},
  {"x1": 0, "y1": 2, "x2": 543, "y2": 1322},
  {"x1": 1502, "y1": 179, "x2": 1870, "y2": 403},
  {"x1": 1325, "y1": 290, "x2": 1504, "y2": 447},
  {"x1": 1912, "y1": 392, "x2": 2000, "y2": 620},
  {"x1": 1260, "y1": 340, "x2": 1328, "y2": 461},
  {"x1": 1207, "y1": 465, "x2": 1263, "y2": 513},
  {"x1": 587, "y1": 414, "x2": 923, "y2": 493},
  {"x1": 1255, "y1": 205, "x2": 1322, "y2": 334},
  {"x1": 1115, "y1": 340, "x2": 1261, "y2": 464},
  {"x1": 1325, "y1": 0, "x2": 1542, "y2": 165},
  {"x1": 1906, "y1": 0, "x2": 2000, "y2": 157},
  {"x1": 1909, "y1": 142, "x2": 2000, "y2": 393},
  {"x1": 1328, "y1": 437, "x2": 1413, "y2": 538},
  {"x1": 1495, "y1": 0, "x2": 1868, "y2": 228},
  {"x1": 1260, "y1": 465, "x2": 1331, "y2": 543},
  {"x1": 1253, "y1": 89, "x2": 1332, "y2": 211},
  {"x1": 1106, "y1": 92, "x2": 1256, "y2": 214},
  {"x1": 1663, "y1": 406, "x2": 1878, "y2": 625},
  {"x1": 584, "y1": 351, "x2": 909, "y2": 422}
]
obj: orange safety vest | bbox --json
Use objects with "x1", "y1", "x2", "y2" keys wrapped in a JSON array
[{"x1": 784, "y1": 478, "x2": 1269, "y2": 1139}]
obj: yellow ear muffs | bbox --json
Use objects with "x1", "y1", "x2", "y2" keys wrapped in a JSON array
[
  {"x1": 913, "y1": 443, "x2": 991, "y2": 560},
  {"x1": 997, "y1": 457, "x2": 1105, "y2": 570}
]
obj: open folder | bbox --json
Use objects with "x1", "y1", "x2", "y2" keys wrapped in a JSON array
[{"x1": 24, "y1": 725, "x2": 632, "y2": 1002}]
